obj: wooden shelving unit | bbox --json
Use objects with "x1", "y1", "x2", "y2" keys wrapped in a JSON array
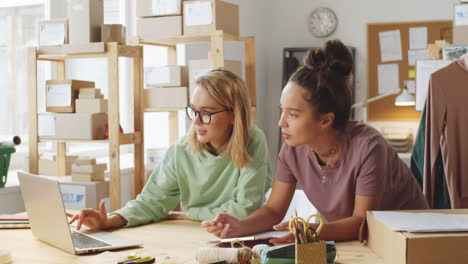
[
  {"x1": 130, "y1": 30, "x2": 257, "y2": 142},
  {"x1": 28, "y1": 42, "x2": 145, "y2": 211}
]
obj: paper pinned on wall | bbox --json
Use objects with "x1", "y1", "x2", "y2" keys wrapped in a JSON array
[
  {"x1": 378, "y1": 64, "x2": 399, "y2": 95},
  {"x1": 379, "y1": 30, "x2": 403, "y2": 62},
  {"x1": 455, "y1": 5, "x2": 468, "y2": 26},
  {"x1": 404, "y1": 80, "x2": 416, "y2": 94},
  {"x1": 409, "y1": 27, "x2": 428, "y2": 50},
  {"x1": 184, "y1": 1, "x2": 213, "y2": 26},
  {"x1": 408, "y1": 49, "x2": 428, "y2": 66},
  {"x1": 415, "y1": 60, "x2": 451, "y2": 111}
]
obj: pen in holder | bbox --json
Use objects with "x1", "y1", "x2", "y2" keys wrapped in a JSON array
[{"x1": 289, "y1": 214, "x2": 326, "y2": 264}]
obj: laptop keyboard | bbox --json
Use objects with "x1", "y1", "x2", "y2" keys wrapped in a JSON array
[{"x1": 72, "y1": 232, "x2": 112, "y2": 249}]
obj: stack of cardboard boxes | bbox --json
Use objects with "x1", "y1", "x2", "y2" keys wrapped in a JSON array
[
  {"x1": 38, "y1": 0, "x2": 126, "y2": 51},
  {"x1": 71, "y1": 158, "x2": 107, "y2": 182},
  {"x1": 144, "y1": 65, "x2": 189, "y2": 109}
]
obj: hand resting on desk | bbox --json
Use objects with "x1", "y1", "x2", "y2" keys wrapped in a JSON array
[{"x1": 67, "y1": 200, "x2": 127, "y2": 230}]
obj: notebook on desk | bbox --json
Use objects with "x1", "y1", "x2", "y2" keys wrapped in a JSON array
[{"x1": 18, "y1": 171, "x2": 142, "y2": 254}]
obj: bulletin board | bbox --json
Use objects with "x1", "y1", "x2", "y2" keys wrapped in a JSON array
[{"x1": 367, "y1": 20, "x2": 452, "y2": 121}]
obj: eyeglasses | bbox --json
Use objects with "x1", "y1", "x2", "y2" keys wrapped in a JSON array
[{"x1": 186, "y1": 105, "x2": 229, "y2": 124}]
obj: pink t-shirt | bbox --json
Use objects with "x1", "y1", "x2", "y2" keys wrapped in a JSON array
[{"x1": 276, "y1": 121, "x2": 428, "y2": 222}]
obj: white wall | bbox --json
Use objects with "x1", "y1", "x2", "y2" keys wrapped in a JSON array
[{"x1": 239, "y1": 0, "x2": 457, "y2": 166}]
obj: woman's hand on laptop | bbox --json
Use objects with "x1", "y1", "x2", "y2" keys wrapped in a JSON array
[{"x1": 66, "y1": 200, "x2": 126, "y2": 230}]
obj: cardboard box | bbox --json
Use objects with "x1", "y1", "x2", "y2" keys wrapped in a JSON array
[
  {"x1": 72, "y1": 171, "x2": 105, "y2": 182},
  {"x1": 58, "y1": 176, "x2": 109, "y2": 210},
  {"x1": 136, "y1": 0, "x2": 183, "y2": 17},
  {"x1": 79, "y1": 93, "x2": 104, "y2": 99},
  {"x1": 76, "y1": 99, "x2": 108, "y2": 113},
  {"x1": 38, "y1": 19, "x2": 68, "y2": 46},
  {"x1": 46, "y1": 80, "x2": 95, "y2": 113},
  {"x1": 39, "y1": 157, "x2": 78, "y2": 176},
  {"x1": 62, "y1": 42, "x2": 106, "y2": 54},
  {"x1": 53, "y1": 113, "x2": 108, "y2": 140},
  {"x1": 72, "y1": 163, "x2": 107, "y2": 174},
  {"x1": 366, "y1": 210, "x2": 468, "y2": 264},
  {"x1": 145, "y1": 65, "x2": 188, "y2": 87},
  {"x1": 137, "y1": 16, "x2": 182, "y2": 39},
  {"x1": 188, "y1": 59, "x2": 242, "y2": 96},
  {"x1": 73, "y1": 157, "x2": 97, "y2": 165},
  {"x1": 144, "y1": 87, "x2": 188, "y2": 109},
  {"x1": 183, "y1": 0, "x2": 239, "y2": 36},
  {"x1": 68, "y1": 0, "x2": 103, "y2": 44},
  {"x1": 101, "y1": 24, "x2": 126, "y2": 45}
]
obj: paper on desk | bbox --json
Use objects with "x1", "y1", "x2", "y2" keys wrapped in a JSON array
[
  {"x1": 372, "y1": 211, "x2": 468, "y2": 232},
  {"x1": 379, "y1": 30, "x2": 402, "y2": 62},
  {"x1": 210, "y1": 230, "x2": 289, "y2": 243}
]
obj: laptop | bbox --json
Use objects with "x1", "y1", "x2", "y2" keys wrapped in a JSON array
[{"x1": 18, "y1": 171, "x2": 142, "y2": 254}]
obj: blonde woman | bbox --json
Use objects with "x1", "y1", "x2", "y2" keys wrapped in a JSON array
[{"x1": 68, "y1": 69, "x2": 272, "y2": 230}]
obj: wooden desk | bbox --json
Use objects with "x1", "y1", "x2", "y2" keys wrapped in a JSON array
[{"x1": 0, "y1": 220, "x2": 383, "y2": 264}]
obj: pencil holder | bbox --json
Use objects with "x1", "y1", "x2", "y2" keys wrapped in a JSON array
[{"x1": 289, "y1": 214, "x2": 327, "y2": 264}]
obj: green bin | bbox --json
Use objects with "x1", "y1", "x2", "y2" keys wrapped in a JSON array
[{"x1": 0, "y1": 147, "x2": 15, "y2": 188}]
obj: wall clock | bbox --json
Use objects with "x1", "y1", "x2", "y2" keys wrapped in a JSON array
[{"x1": 308, "y1": 7, "x2": 338, "y2": 38}]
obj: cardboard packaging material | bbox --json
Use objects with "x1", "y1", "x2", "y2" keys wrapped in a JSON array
[
  {"x1": 101, "y1": 24, "x2": 126, "y2": 45},
  {"x1": 62, "y1": 42, "x2": 106, "y2": 54},
  {"x1": 145, "y1": 65, "x2": 188, "y2": 87},
  {"x1": 76, "y1": 99, "x2": 108, "y2": 113},
  {"x1": 46, "y1": 80, "x2": 95, "y2": 113},
  {"x1": 68, "y1": 0, "x2": 103, "y2": 44},
  {"x1": 454, "y1": 4, "x2": 468, "y2": 45},
  {"x1": 53, "y1": 113, "x2": 108, "y2": 140},
  {"x1": 144, "y1": 87, "x2": 188, "y2": 109},
  {"x1": 188, "y1": 59, "x2": 242, "y2": 95},
  {"x1": 58, "y1": 176, "x2": 109, "y2": 210},
  {"x1": 136, "y1": 0, "x2": 183, "y2": 17},
  {"x1": 73, "y1": 157, "x2": 97, "y2": 165},
  {"x1": 38, "y1": 19, "x2": 68, "y2": 46},
  {"x1": 79, "y1": 93, "x2": 104, "y2": 99},
  {"x1": 183, "y1": 0, "x2": 239, "y2": 36},
  {"x1": 38, "y1": 156, "x2": 78, "y2": 176},
  {"x1": 72, "y1": 163, "x2": 107, "y2": 174},
  {"x1": 137, "y1": 16, "x2": 182, "y2": 39},
  {"x1": 366, "y1": 209, "x2": 468, "y2": 264},
  {"x1": 72, "y1": 171, "x2": 105, "y2": 182}
]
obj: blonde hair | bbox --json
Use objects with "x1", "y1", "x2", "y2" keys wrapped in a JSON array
[{"x1": 182, "y1": 69, "x2": 252, "y2": 168}]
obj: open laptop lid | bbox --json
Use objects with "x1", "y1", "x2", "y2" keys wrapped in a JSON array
[{"x1": 18, "y1": 171, "x2": 76, "y2": 254}]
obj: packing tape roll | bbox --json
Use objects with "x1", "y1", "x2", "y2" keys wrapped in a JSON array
[{"x1": 0, "y1": 250, "x2": 11, "y2": 264}]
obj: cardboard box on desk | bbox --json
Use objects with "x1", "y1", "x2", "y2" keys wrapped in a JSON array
[
  {"x1": 188, "y1": 59, "x2": 242, "y2": 96},
  {"x1": 38, "y1": 19, "x2": 68, "y2": 46},
  {"x1": 136, "y1": 0, "x2": 184, "y2": 17},
  {"x1": 68, "y1": 0, "x2": 103, "y2": 44},
  {"x1": 145, "y1": 65, "x2": 188, "y2": 87},
  {"x1": 46, "y1": 80, "x2": 95, "y2": 113},
  {"x1": 366, "y1": 209, "x2": 468, "y2": 264},
  {"x1": 58, "y1": 176, "x2": 109, "y2": 210},
  {"x1": 101, "y1": 24, "x2": 126, "y2": 45},
  {"x1": 183, "y1": 0, "x2": 239, "y2": 36},
  {"x1": 144, "y1": 87, "x2": 188, "y2": 109},
  {"x1": 53, "y1": 113, "x2": 108, "y2": 140},
  {"x1": 137, "y1": 16, "x2": 182, "y2": 39}
]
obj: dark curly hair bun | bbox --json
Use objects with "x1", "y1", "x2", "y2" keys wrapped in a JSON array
[{"x1": 304, "y1": 39, "x2": 353, "y2": 79}]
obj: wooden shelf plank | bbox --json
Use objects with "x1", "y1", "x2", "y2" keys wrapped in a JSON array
[
  {"x1": 36, "y1": 43, "x2": 142, "y2": 60},
  {"x1": 132, "y1": 33, "x2": 240, "y2": 46},
  {"x1": 38, "y1": 132, "x2": 142, "y2": 145}
]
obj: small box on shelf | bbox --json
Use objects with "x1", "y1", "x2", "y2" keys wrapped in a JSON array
[
  {"x1": 144, "y1": 87, "x2": 188, "y2": 109},
  {"x1": 76, "y1": 99, "x2": 108, "y2": 113},
  {"x1": 46, "y1": 80, "x2": 95, "y2": 113},
  {"x1": 183, "y1": 0, "x2": 239, "y2": 36},
  {"x1": 38, "y1": 19, "x2": 68, "y2": 46},
  {"x1": 137, "y1": 16, "x2": 182, "y2": 39},
  {"x1": 38, "y1": 155, "x2": 78, "y2": 176},
  {"x1": 68, "y1": 0, "x2": 103, "y2": 44},
  {"x1": 101, "y1": 24, "x2": 126, "y2": 45},
  {"x1": 145, "y1": 65, "x2": 188, "y2": 87},
  {"x1": 53, "y1": 113, "x2": 108, "y2": 140},
  {"x1": 136, "y1": 0, "x2": 183, "y2": 17}
]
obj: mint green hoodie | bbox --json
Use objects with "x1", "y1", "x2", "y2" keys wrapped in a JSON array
[{"x1": 114, "y1": 126, "x2": 272, "y2": 227}]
